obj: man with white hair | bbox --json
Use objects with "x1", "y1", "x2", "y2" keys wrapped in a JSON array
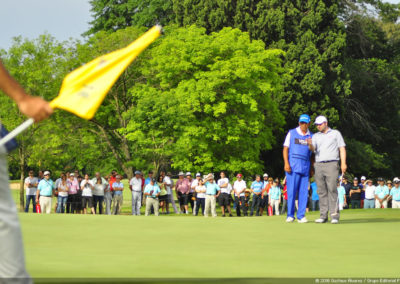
[
  {"x1": 130, "y1": 171, "x2": 143, "y2": 215},
  {"x1": 308, "y1": 115, "x2": 347, "y2": 224},
  {"x1": 390, "y1": 178, "x2": 400, "y2": 208}
]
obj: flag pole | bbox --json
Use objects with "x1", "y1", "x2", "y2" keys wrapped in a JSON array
[{"x1": 0, "y1": 118, "x2": 34, "y2": 148}]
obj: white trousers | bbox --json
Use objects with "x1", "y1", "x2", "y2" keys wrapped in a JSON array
[
  {"x1": 0, "y1": 148, "x2": 31, "y2": 281},
  {"x1": 132, "y1": 191, "x2": 141, "y2": 215},
  {"x1": 375, "y1": 200, "x2": 388, "y2": 208},
  {"x1": 204, "y1": 195, "x2": 217, "y2": 217},
  {"x1": 270, "y1": 199, "x2": 280, "y2": 215},
  {"x1": 392, "y1": 200, "x2": 400, "y2": 208},
  {"x1": 39, "y1": 196, "x2": 52, "y2": 214}
]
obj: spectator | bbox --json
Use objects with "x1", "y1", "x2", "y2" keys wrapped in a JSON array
[
  {"x1": 54, "y1": 172, "x2": 64, "y2": 213},
  {"x1": 24, "y1": 170, "x2": 38, "y2": 213},
  {"x1": 186, "y1": 172, "x2": 196, "y2": 214},
  {"x1": 337, "y1": 181, "x2": 346, "y2": 211},
  {"x1": 250, "y1": 175, "x2": 263, "y2": 216},
  {"x1": 389, "y1": 178, "x2": 400, "y2": 208},
  {"x1": 204, "y1": 174, "x2": 220, "y2": 217},
  {"x1": 280, "y1": 177, "x2": 288, "y2": 215},
  {"x1": 164, "y1": 172, "x2": 178, "y2": 214},
  {"x1": 175, "y1": 171, "x2": 191, "y2": 214},
  {"x1": 260, "y1": 177, "x2": 273, "y2": 216},
  {"x1": 145, "y1": 171, "x2": 154, "y2": 185},
  {"x1": 92, "y1": 172, "x2": 107, "y2": 214},
  {"x1": 38, "y1": 170, "x2": 44, "y2": 182},
  {"x1": 109, "y1": 170, "x2": 117, "y2": 196},
  {"x1": 66, "y1": 173, "x2": 80, "y2": 214},
  {"x1": 310, "y1": 180, "x2": 319, "y2": 211},
  {"x1": 144, "y1": 178, "x2": 160, "y2": 216},
  {"x1": 195, "y1": 178, "x2": 206, "y2": 216},
  {"x1": 76, "y1": 175, "x2": 83, "y2": 214},
  {"x1": 56, "y1": 173, "x2": 69, "y2": 213},
  {"x1": 191, "y1": 173, "x2": 202, "y2": 215},
  {"x1": 104, "y1": 175, "x2": 112, "y2": 215},
  {"x1": 36, "y1": 171, "x2": 55, "y2": 214},
  {"x1": 363, "y1": 179, "x2": 376, "y2": 209},
  {"x1": 158, "y1": 175, "x2": 168, "y2": 214},
  {"x1": 349, "y1": 177, "x2": 362, "y2": 209},
  {"x1": 81, "y1": 174, "x2": 95, "y2": 215},
  {"x1": 341, "y1": 176, "x2": 352, "y2": 209},
  {"x1": 375, "y1": 177, "x2": 389, "y2": 209},
  {"x1": 387, "y1": 180, "x2": 393, "y2": 208},
  {"x1": 269, "y1": 179, "x2": 281, "y2": 215},
  {"x1": 112, "y1": 175, "x2": 124, "y2": 215},
  {"x1": 360, "y1": 176, "x2": 366, "y2": 208},
  {"x1": 233, "y1": 174, "x2": 247, "y2": 217},
  {"x1": 218, "y1": 171, "x2": 232, "y2": 217},
  {"x1": 130, "y1": 171, "x2": 143, "y2": 216}
]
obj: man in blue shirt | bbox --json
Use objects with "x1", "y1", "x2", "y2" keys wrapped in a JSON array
[
  {"x1": 390, "y1": 178, "x2": 400, "y2": 208},
  {"x1": 375, "y1": 177, "x2": 389, "y2": 208},
  {"x1": 204, "y1": 174, "x2": 220, "y2": 217},
  {"x1": 36, "y1": 171, "x2": 55, "y2": 214},
  {"x1": 283, "y1": 114, "x2": 313, "y2": 223},
  {"x1": 112, "y1": 175, "x2": 124, "y2": 215},
  {"x1": 144, "y1": 178, "x2": 160, "y2": 216},
  {"x1": 250, "y1": 175, "x2": 264, "y2": 216}
]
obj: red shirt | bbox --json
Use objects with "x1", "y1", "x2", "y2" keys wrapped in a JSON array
[
  {"x1": 283, "y1": 185, "x2": 288, "y2": 200},
  {"x1": 109, "y1": 176, "x2": 117, "y2": 191}
]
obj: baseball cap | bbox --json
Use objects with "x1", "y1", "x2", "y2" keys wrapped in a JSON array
[
  {"x1": 134, "y1": 170, "x2": 141, "y2": 175},
  {"x1": 69, "y1": 173, "x2": 74, "y2": 177},
  {"x1": 377, "y1": 177, "x2": 384, "y2": 182},
  {"x1": 298, "y1": 114, "x2": 310, "y2": 123},
  {"x1": 44, "y1": 171, "x2": 50, "y2": 176},
  {"x1": 186, "y1": 172, "x2": 192, "y2": 176},
  {"x1": 394, "y1": 178, "x2": 400, "y2": 184},
  {"x1": 263, "y1": 173, "x2": 268, "y2": 178},
  {"x1": 353, "y1": 177, "x2": 358, "y2": 181},
  {"x1": 314, "y1": 115, "x2": 328, "y2": 125},
  {"x1": 361, "y1": 176, "x2": 366, "y2": 180},
  {"x1": 237, "y1": 173, "x2": 243, "y2": 178},
  {"x1": 178, "y1": 171, "x2": 184, "y2": 176},
  {"x1": 196, "y1": 173, "x2": 201, "y2": 177}
]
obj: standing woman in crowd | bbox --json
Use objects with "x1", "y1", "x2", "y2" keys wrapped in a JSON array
[
  {"x1": 195, "y1": 178, "x2": 206, "y2": 216},
  {"x1": 66, "y1": 173, "x2": 79, "y2": 213},
  {"x1": 104, "y1": 175, "x2": 112, "y2": 215},
  {"x1": 93, "y1": 172, "x2": 107, "y2": 214},
  {"x1": 158, "y1": 175, "x2": 168, "y2": 214},
  {"x1": 269, "y1": 179, "x2": 281, "y2": 215},
  {"x1": 81, "y1": 174, "x2": 95, "y2": 215},
  {"x1": 56, "y1": 173, "x2": 69, "y2": 213},
  {"x1": 76, "y1": 175, "x2": 84, "y2": 214}
]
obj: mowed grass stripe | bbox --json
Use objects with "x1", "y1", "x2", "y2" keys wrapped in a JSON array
[{"x1": 19, "y1": 210, "x2": 400, "y2": 278}]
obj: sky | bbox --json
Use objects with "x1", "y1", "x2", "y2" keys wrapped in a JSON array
[{"x1": 0, "y1": 0, "x2": 399, "y2": 51}]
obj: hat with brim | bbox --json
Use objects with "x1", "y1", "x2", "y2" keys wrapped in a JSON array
[
  {"x1": 299, "y1": 114, "x2": 310, "y2": 123},
  {"x1": 314, "y1": 115, "x2": 328, "y2": 125},
  {"x1": 44, "y1": 171, "x2": 50, "y2": 176}
]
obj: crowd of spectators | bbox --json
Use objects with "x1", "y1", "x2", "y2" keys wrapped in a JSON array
[{"x1": 23, "y1": 169, "x2": 400, "y2": 216}]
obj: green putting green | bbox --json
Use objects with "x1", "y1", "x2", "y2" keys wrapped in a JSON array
[{"x1": 19, "y1": 209, "x2": 399, "y2": 279}]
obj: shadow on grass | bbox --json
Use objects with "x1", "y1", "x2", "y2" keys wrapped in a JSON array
[{"x1": 340, "y1": 218, "x2": 400, "y2": 224}]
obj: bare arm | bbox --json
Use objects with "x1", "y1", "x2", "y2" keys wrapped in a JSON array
[
  {"x1": 0, "y1": 60, "x2": 53, "y2": 122},
  {"x1": 339, "y1": 147, "x2": 347, "y2": 174}
]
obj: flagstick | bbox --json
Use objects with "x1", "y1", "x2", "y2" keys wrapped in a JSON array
[{"x1": 0, "y1": 118, "x2": 34, "y2": 148}]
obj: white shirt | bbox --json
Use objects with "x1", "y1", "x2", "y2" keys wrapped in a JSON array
[
  {"x1": 233, "y1": 180, "x2": 247, "y2": 197},
  {"x1": 283, "y1": 126, "x2": 311, "y2": 147},
  {"x1": 57, "y1": 181, "x2": 69, "y2": 197},
  {"x1": 130, "y1": 177, "x2": 142, "y2": 192},
  {"x1": 191, "y1": 179, "x2": 199, "y2": 190},
  {"x1": 195, "y1": 185, "x2": 206, "y2": 198},
  {"x1": 163, "y1": 176, "x2": 173, "y2": 195},
  {"x1": 81, "y1": 180, "x2": 94, "y2": 197},
  {"x1": 218, "y1": 178, "x2": 230, "y2": 194},
  {"x1": 25, "y1": 176, "x2": 38, "y2": 195},
  {"x1": 92, "y1": 177, "x2": 108, "y2": 196},
  {"x1": 55, "y1": 178, "x2": 62, "y2": 189},
  {"x1": 365, "y1": 185, "x2": 376, "y2": 200}
]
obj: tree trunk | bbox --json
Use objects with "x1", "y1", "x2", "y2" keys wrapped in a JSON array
[{"x1": 18, "y1": 147, "x2": 25, "y2": 212}]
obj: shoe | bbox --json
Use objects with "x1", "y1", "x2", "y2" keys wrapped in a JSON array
[
  {"x1": 286, "y1": 217, "x2": 295, "y2": 223},
  {"x1": 297, "y1": 217, "x2": 308, "y2": 223},
  {"x1": 331, "y1": 219, "x2": 339, "y2": 224},
  {"x1": 229, "y1": 214, "x2": 233, "y2": 217},
  {"x1": 222, "y1": 214, "x2": 226, "y2": 217},
  {"x1": 315, "y1": 218, "x2": 328, "y2": 223}
]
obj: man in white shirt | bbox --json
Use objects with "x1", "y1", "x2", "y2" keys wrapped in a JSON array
[
  {"x1": 363, "y1": 179, "x2": 376, "y2": 209},
  {"x1": 218, "y1": 171, "x2": 232, "y2": 217},
  {"x1": 233, "y1": 173, "x2": 247, "y2": 216},
  {"x1": 130, "y1": 170, "x2": 143, "y2": 215},
  {"x1": 162, "y1": 171, "x2": 178, "y2": 214},
  {"x1": 24, "y1": 170, "x2": 38, "y2": 213}
]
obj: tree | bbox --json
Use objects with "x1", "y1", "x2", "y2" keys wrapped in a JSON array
[{"x1": 86, "y1": 0, "x2": 174, "y2": 35}]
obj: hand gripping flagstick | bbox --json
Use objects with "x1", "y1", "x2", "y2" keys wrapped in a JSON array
[{"x1": 0, "y1": 25, "x2": 162, "y2": 148}]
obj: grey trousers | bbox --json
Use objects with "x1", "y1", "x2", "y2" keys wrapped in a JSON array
[
  {"x1": 132, "y1": 191, "x2": 141, "y2": 215},
  {"x1": 0, "y1": 148, "x2": 31, "y2": 282},
  {"x1": 314, "y1": 162, "x2": 340, "y2": 220},
  {"x1": 104, "y1": 192, "x2": 112, "y2": 215}
]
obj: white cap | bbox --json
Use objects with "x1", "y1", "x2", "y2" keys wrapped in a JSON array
[
  {"x1": 393, "y1": 177, "x2": 400, "y2": 183},
  {"x1": 178, "y1": 171, "x2": 184, "y2": 176},
  {"x1": 69, "y1": 173, "x2": 74, "y2": 177},
  {"x1": 263, "y1": 173, "x2": 268, "y2": 178},
  {"x1": 44, "y1": 171, "x2": 50, "y2": 176},
  {"x1": 196, "y1": 173, "x2": 201, "y2": 177},
  {"x1": 314, "y1": 115, "x2": 328, "y2": 125},
  {"x1": 186, "y1": 172, "x2": 192, "y2": 176},
  {"x1": 361, "y1": 176, "x2": 366, "y2": 180}
]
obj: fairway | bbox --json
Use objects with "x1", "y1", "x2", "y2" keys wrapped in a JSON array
[{"x1": 20, "y1": 209, "x2": 400, "y2": 279}]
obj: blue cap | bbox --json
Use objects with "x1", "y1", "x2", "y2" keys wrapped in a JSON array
[{"x1": 299, "y1": 114, "x2": 310, "y2": 123}]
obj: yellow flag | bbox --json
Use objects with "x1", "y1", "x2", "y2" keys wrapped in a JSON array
[{"x1": 50, "y1": 25, "x2": 162, "y2": 120}]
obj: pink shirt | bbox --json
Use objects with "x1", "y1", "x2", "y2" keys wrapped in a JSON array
[
  {"x1": 67, "y1": 178, "x2": 79, "y2": 194},
  {"x1": 175, "y1": 178, "x2": 191, "y2": 194}
]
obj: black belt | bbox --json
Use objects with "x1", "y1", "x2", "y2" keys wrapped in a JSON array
[
  {"x1": 318, "y1": 160, "x2": 338, "y2": 163},
  {"x1": 365, "y1": 198, "x2": 374, "y2": 200}
]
